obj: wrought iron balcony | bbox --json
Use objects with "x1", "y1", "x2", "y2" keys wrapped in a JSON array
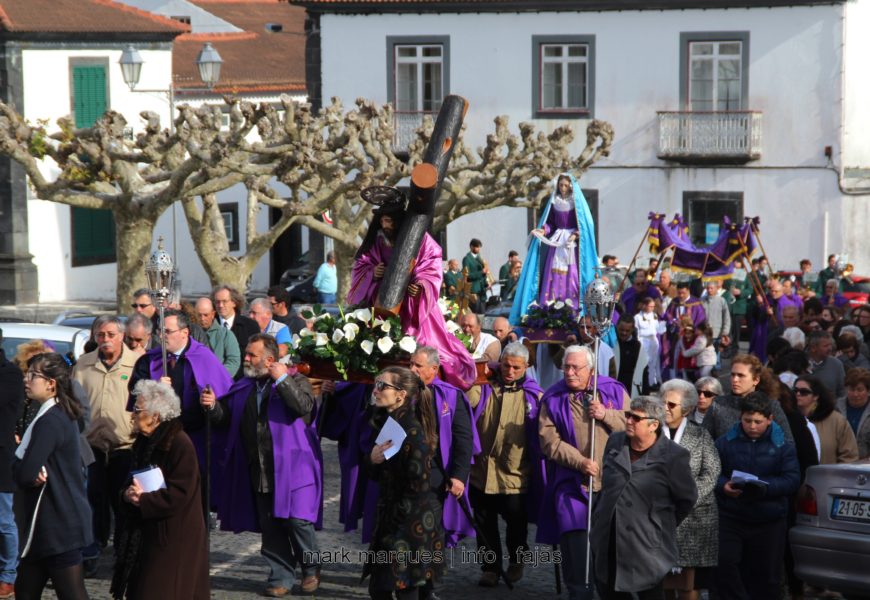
[
  {"x1": 657, "y1": 111, "x2": 762, "y2": 164},
  {"x1": 392, "y1": 110, "x2": 436, "y2": 152}
]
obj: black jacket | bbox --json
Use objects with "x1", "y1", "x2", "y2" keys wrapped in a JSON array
[
  {"x1": 0, "y1": 350, "x2": 24, "y2": 492},
  {"x1": 226, "y1": 315, "x2": 260, "y2": 377},
  {"x1": 13, "y1": 404, "x2": 92, "y2": 558}
]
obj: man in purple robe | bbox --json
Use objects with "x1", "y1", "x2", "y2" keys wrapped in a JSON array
[
  {"x1": 537, "y1": 344, "x2": 628, "y2": 599},
  {"x1": 748, "y1": 279, "x2": 804, "y2": 363},
  {"x1": 618, "y1": 268, "x2": 662, "y2": 316},
  {"x1": 347, "y1": 204, "x2": 476, "y2": 390},
  {"x1": 821, "y1": 278, "x2": 850, "y2": 309},
  {"x1": 467, "y1": 342, "x2": 545, "y2": 587},
  {"x1": 128, "y1": 309, "x2": 233, "y2": 510},
  {"x1": 201, "y1": 334, "x2": 322, "y2": 597},
  {"x1": 661, "y1": 282, "x2": 707, "y2": 378}
]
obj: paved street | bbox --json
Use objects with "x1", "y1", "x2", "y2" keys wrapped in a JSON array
[{"x1": 69, "y1": 439, "x2": 560, "y2": 599}]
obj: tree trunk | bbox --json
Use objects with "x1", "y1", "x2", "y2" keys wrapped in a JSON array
[
  {"x1": 332, "y1": 239, "x2": 357, "y2": 304},
  {"x1": 114, "y1": 209, "x2": 159, "y2": 310}
]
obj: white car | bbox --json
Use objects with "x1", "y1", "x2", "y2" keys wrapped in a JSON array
[{"x1": 0, "y1": 322, "x2": 91, "y2": 361}]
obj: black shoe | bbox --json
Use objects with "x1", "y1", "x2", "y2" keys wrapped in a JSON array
[{"x1": 84, "y1": 557, "x2": 99, "y2": 578}]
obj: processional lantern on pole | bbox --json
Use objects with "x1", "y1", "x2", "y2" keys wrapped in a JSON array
[
  {"x1": 580, "y1": 275, "x2": 616, "y2": 595},
  {"x1": 145, "y1": 237, "x2": 176, "y2": 375}
]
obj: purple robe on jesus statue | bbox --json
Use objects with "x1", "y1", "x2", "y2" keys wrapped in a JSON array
[{"x1": 347, "y1": 231, "x2": 476, "y2": 390}]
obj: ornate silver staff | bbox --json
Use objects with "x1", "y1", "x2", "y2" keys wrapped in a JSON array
[
  {"x1": 144, "y1": 237, "x2": 176, "y2": 375},
  {"x1": 582, "y1": 276, "x2": 616, "y2": 591}
]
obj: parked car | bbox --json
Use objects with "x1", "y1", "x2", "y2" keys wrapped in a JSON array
[
  {"x1": 279, "y1": 250, "x2": 313, "y2": 289},
  {"x1": 790, "y1": 461, "x2": 870, "y2": 599},
  {"x1": 286, "y1": 273, "x2": 318, "y2": 303},
  {"x1": 52, "y1": 311, "x2": 127, "y2": 329},
  {"x1": 0, "y1": 322, "x2": 91, "y2": 361}
]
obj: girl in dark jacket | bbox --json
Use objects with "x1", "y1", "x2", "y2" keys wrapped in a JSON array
[
  {"x1": 13, "y1": 353, "x2": 91, "y2": 600},
  {"x1": 363, "y1": 366, "x2": 444, "y2": 599}
]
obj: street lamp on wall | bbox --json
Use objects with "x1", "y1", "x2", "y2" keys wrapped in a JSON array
[{"x1": 195, "y1": 43, "x2": 222, "y2": 89}]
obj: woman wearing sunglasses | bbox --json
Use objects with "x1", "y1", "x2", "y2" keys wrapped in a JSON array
[
  {"x1": 363, "y1": 367, "x2": 444, "y2": 599},
  {"x1": 591, "y1": 396, "x2": 697, "y2": 599},
  {"x1": 691, "y1": 377, "x2": 723, "y2": 426},
  {"x1": 793, "y1": 375, "x2": 858, "y2": 464},
  {"x1": 13, "y1": 353, "x2": 91, "y2": 600}
]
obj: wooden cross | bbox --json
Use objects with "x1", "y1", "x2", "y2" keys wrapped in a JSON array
[{"x1": 455, "y1": 267, "x2": 475, "y2": 314}]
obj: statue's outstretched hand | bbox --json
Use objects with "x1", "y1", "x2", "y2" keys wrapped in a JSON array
[{"x1": 407, "y1": 283, "x2": 421, "y2": 297}]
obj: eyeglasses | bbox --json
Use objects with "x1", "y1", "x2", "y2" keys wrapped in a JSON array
[
  {"x1": 698, "y1": 390, "x2": 716, "y2": 398},
  {"x1": 162, "y1": 328, "x2": 184, "y2": 335},
  {"x1": 625, "y1": 411, "x2": 657, "y2": 423},
  {"x1": 131, "y1": 303, "x2": 152, "y2": 309},
  {"x1": 563, "y1": 364, "x2": 589, "y2": 373},
  {"x1": 794, "y1": 387, "x2": 814, "y2": 396},
  {"x1": 665, "y1": 401, "x2": 680, "y2": 410},
  {"x1": 374, "y1": 380, "x2": 401, "y2": 392},
  {"x1": 24, "y1": 371, "x2": 50, "y2": 383},
  {"x1": 132, "y1": 406, "x2": 147, "y2": 413}
]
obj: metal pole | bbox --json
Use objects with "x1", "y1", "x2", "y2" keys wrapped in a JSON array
[
  {"x1": 584, "y1": 335, "x2": 600, "y2": 587},
  {"x1": 159, "y1": 302, "x2": 168, "y2": 375},
  {"x1": 614, "y1": 223, "x2": 653, "y2": 299}
]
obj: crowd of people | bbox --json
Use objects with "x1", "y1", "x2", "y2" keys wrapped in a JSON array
[{"x1": 0, "y1": 236, "x2": 868, "y2": 600}]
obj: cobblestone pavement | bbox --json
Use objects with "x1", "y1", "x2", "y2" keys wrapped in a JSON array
[{"x1": 62, "y1": 439, "x2": 560, "y2": 599}]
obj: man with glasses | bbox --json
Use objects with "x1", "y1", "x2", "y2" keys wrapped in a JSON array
[
  {"x1": 73, "y1": 315, "x2": 139, "y2": 574},
  {"x1": 537, "y1": 345, "x2": 629, "y2": 600},
  {"x1": 212, "y1": 285, "x2": 260, "y2": 376},
  {"x1": 131, "y1": 288, "x2": 158, "y2": 329},
  {"x1": 268, "y1": 285, "x2": 307, "y2": 335},
  {"x1": 129, "y1": 309, "x2": 233, "y2": 515}
]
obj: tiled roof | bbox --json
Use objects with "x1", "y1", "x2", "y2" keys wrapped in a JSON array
[
  {"x1": 173, "y1": 0, "x2": 306, "y2": 95},
  {"x1": 0, "y1": 0, "x2": 188, "y2": 35},
  {"x1": 291, "y1": 0, "x2": 845, "y2": 12}
]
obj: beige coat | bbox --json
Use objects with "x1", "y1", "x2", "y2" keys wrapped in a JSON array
[
  {"x1": 73, "y1": 344, "x2": 138, "y2": 451},
  {"x1": 812, "y1": 410, "x2": 859, "y2": 465}
]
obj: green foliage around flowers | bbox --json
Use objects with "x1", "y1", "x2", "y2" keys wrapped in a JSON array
[
  {"x1": 520, "y1": 299, "x2": 580, "y2": 330},
  {"x1": 291, "y1": 304, "x2": 418, "y2": 379}
]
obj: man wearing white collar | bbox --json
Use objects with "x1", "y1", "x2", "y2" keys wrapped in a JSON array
[{"x1": 212, "y1": 285, "x2": 260, "y2": 377}]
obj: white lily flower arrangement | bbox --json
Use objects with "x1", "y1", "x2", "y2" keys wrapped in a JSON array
[{"x1": 291, "y1": 304, "x2": 417, "y2": 379}]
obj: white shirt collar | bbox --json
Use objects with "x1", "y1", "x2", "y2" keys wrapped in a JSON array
[{"x1": 15, "y1": 398, "x2": 58, "y2": 459}]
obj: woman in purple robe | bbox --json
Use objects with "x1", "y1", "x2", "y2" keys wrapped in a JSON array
[{"x1": 531, "y1": 174, "x2": 580, "y2": 303}]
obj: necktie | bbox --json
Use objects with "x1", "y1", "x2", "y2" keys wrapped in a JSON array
[
  {"x1": 167, "y1": 354, "x2": 177, "y2": 371},
  {"x1": 223, "y1": 320, "x2": 230, "y2": 329}
]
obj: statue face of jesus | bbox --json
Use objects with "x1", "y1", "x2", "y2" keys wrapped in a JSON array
[{"x1": 379, "y1": 214, "x2": 397, "y2": 241}]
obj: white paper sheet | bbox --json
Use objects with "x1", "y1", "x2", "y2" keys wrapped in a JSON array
[
  {"x1": 133, "y1": 466, "x2": 167, "y2": 492},
  {"x1": 375, "y1": 416, "x2": 407, "y2": 460}
]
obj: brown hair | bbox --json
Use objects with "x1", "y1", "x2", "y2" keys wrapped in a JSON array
[
  {"x1": 731, "y1": 353, "x2": 778, "y2": 398},
  {"x1": 845, "y1": 367, "x2": 870, "y2": 390},
  {"x1": 379, "y1": 366, "x2": 437, "y2": 450},
  {"x1": 27, "y1": 353, "x2": 83, "y2": 421},
  {"x1": 14, "y1": 339, "x2": 50, "y2": 372}
]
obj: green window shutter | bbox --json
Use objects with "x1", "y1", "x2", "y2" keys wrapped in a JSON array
[{"x1": 70, "y1": 63, "x2": 115, "y2": 265}]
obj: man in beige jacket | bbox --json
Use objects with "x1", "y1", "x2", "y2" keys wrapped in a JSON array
[{"x1": 73, "y1": 315, "x2": 138, "y2": 574}]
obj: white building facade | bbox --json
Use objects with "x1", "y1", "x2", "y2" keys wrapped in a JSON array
[{"x1": 298, "y1": 0, "x2": 870, "y2": 274}]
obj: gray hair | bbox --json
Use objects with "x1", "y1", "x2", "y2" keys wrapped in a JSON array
[
  {"x1": 93, "y1": 315, "x2": 124, "y2": 334},
  {"x1": 250, "y1": 297, "x2": 273, "y2": 317},
  {"x1": 695, "y1": 376, "x2": 724, "y2": 397},
  {"x1": 782, "y1": 327, "x2": 806, "y2": 350},
  {"x1": 413, "y1": 345, "x2": 440, "y2": 367},
  {"x1": 132, "y1": 288, "x2": 151, "y2": 299},
  {"x1": 631, "y1": 395, "x2": 666, "y2": 429},
  {"x1": 133, "y1": 379, "x2": 181, "y2": 420},
  {"x1": 126, "y1": 313, "x2": 153, "y2": 335},
  {"x1": 807, "y1": 330, "x2": 833, "y2": 348},
  {"x1": 660, "y1": 379, "x2": 699, "y2": 414},
  {"x1": 501, "y1": 341, "x2": 529, "y2": 363},
  {"x1": 562, "y1": 345, "x2": 594, "y2": 370},
  {"x1": 841, "y1": 324, "x2": 864, "y2": 343}
]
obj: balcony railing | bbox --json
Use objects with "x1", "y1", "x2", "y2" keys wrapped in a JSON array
[
  {"x1": 657, "y1": 111, "x2": 762, "y2": 164},
  {"x1": 393, "y1": 110, "x2": 437, "y2": 152}
]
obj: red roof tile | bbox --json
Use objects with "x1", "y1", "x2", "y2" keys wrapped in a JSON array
[
  {"x1": 173, "y1": 1, "x2": 306, "y2": 95},
  {"x1": 0, "y1": 0, "x2": 188, "y2": 34}
]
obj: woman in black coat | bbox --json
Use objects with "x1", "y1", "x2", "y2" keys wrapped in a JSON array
[
  {"x1": 363, "y1": 366, "x2": 445, "y2": 600},
  {"x1": 13, "y1": 353, "x2": 91, "y2": 600}
]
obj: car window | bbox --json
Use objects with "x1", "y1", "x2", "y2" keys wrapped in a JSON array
[
  {"x1": 1, "y1": 337, "x2": 73, "y2": 359},
  {"x1": 842, "y1": 281, "x2": 870, "y2": 294}
]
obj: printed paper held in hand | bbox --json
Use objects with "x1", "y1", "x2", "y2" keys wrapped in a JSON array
[
  {"x1": 730, "y1": 470, "x2": 769, "y2": 486},
  {"x1": 133, "y1": 466, "x2": 167, "y2": 492},
  {"x1": 375, "y1": 417, "x2": 407, "y2": 460}
]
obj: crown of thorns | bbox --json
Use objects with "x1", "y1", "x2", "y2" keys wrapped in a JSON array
[{"x1": 360, "y1": 185, "x2": 406, "y2": 208}]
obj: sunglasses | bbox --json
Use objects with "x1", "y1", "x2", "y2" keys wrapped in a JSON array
[
  {"x1": 698, "y1": 390, "x2": 716, "y2": 398},
  {"x1": 625, "y1": 411, "x2": 657, "y2": 423},
  {"x1": 794, "y1": 387, "x2": 814, "y2": 396},
  {"x1": 374, "y1": 380, "x2": 401, "y2": 392},
  {"x1": 665, "y1": 401, "x2": 680, "y2": 410},
  {"x1": 131, "y1": 303, "x2": 152, "y2": 309}
]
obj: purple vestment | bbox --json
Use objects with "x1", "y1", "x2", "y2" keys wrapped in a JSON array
[
  {"x1": 620, "y1": 284, "x2": 662, "y2": 317},
  {"x1": 539, "y1": 199, "x2": 580, "y2": 303},
  {"x1": 822, "y1": 293, "x2": 850, "y2": 309},
  {"x1": 748, "y1": 293, "x2": 804, "y2": 362},
  {"x1": 535, "y1": 377, "x2": 626, "y2": 544},
  {"x1": 217, "y1": 376, "x2": 324, "y2": 533},
  {"x1": 347, "y1": 232, "x2": 476, "y2": 390},
  {"x1": 141, "y1": 339, "x2": 233, "y2": 505},
  {"x1": 473, "y1": 376, "x2": 546, "y2": 524}
]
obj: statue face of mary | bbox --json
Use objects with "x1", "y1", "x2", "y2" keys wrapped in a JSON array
[{"x1": 557, "y1": 176, "x2": 572, "y2": 198}]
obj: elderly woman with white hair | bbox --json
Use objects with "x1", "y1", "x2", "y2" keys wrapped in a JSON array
[
  {"x1": 110, "y1": 380, "x2": 209, "y2": 600},
  {"x1": 691, "y1": 377, "x2": 723, "y2": 425},
  {"x1": 660, "y1": 380, "x2": 721, "y2": 600},
  {"x1": 591, "y1": 396, "x2": 697, "y2": 599}
]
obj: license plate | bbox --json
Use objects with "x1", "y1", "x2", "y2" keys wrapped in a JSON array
[{"x1": 831, "y1": 497, "x2": 870, "y2": 522}]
